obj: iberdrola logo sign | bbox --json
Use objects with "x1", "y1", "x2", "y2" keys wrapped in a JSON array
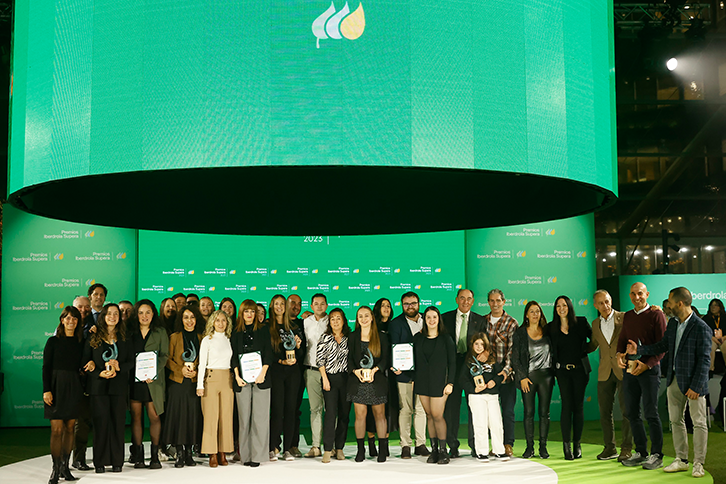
[{"x1": 313, "y1": 2, "x2": 365, "y2": 48}]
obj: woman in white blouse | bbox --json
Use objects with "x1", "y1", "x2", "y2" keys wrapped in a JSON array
[{"x1": 196, "y1": 310, "x2": 234, "y2": 467}]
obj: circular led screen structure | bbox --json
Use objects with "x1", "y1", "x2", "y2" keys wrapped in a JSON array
[{"x1": 9, "y1": 0, "x2": 617, "y2": 235}]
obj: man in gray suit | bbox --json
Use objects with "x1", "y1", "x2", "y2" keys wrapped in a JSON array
[{"x1": 588, "y1": 289, "x2": 632, "y2": 462}]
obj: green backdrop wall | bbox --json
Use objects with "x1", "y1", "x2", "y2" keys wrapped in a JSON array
[{"x1": 2, "y1": 208, "x2": 599, "y2": 427}]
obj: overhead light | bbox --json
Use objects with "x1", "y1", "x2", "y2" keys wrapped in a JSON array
[
  {"x1": 602, "y1": 258, "x2": 607, "y2": 262},
  {"x1": 634, "y1": 250, "x2": 641, "y2": 256},
  {"x1": 680, "y1": 247, "x2": 689, "y2": 252},
  {"x1": 644, "y1": 256, "x2": 649, "y2": 260},
  {"x1": 609, "y1": 252, "x2": 617, "y2": 257},
  {"x1": 705, "y1": 246, "x2": 714, "y2": 251},
  {"x1": 667, "y1": 58, "x2": 678, "y2": 71},
  {"x1": 656, "y1": 248, "x2": 663, "y2": 254}
]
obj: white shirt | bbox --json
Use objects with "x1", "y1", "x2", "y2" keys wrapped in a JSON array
[
  {"x1": 635, "y1": 304, "x2": 650, "y2": 315},
  {"x1": 303, "y1": 314, "x2": 329, "y2": 367},
  {"x1": 490, "y1": 316, "x2": 502, "y2": 325},
  {"x1": 455, "y1": 309, "x2": 470, "y2": 342},
  {"x1": 600, "y1": 310, "x2": 616, "y2": 345},
  {"x1": 406, "y1": 315, "x2": 423, "y2": 336},
  {"x1": 196, "y1": 332, "x2": 232, "y2": 390}
]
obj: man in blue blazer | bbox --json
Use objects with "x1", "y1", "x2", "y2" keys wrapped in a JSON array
[{"x1": 626, "y1": 286, "x2": 711, "y2": 478}]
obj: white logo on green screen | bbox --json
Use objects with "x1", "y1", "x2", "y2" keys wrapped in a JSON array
[{"x1": 313, "y1": 2, "x2": 366, "y2": 48}]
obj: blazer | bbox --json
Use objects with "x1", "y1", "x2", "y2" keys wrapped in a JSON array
[
  {"x1": 230, "y1": 324, "x2": 274, "y2": 391},
  {"x1": 441, "y1": 310, "x2": 486, "y2": 354},
  {"x1": 167, "y1": 331, "x2": 203, "y2": 384},
  {"x1": 511, "y1": 323, "x2": 553, "y2": 387},
  {"x1": 347, "y1": 330, "x2": 390, "y2": 398},
  {"x1": 550, "y1": 316, "x2": 592, "y2": 372},
  {"x1": 638, "y1": 313, "x2": 712, "y2": 395},
  {"x1": 83, "y1": 338, "x2": 134, "y2": 396},
  {"x1": 412, "y1": 332, "x2": 456, "y2": 396},
  {"x1": 588, "y1": 311, "x2": 625, "y2": 381},
  {"x1": 140, "y1": 326, "x2": 169, "y2": 415},
  {"x1": 389, "y1": 314, "x2": 418, "y2": 383}
]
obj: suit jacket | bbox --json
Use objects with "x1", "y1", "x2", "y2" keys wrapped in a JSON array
[
  {"x1": 167, "y1": 331, "x2": 203, "y2": 384},
  {"x1": 588, "y1": 310, "x2": 625, "y2": 381},
  {"x1": 442, "y1": 310, "x2": 486, "y2": 354},
  {"x1": 141, "y1": 327, "x2": 169, "y2": 415},
  {"x1": 638, "y1": 313, "x2": 711, "y2": 395},
  {"x1": 389, "y1": 314, "x2": 418, "y2": 383},
  {"x1": 83, "y1": 338, "x2": 134, "y2": 396}
]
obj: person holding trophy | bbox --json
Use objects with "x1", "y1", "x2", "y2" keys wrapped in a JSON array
[
  {"x1": 413, "y1": 307, "x2": 456, "y2": 465},
  {"x1": 196, "y1": 310, "x2": 235, "y2": 468},
  {"x1": 348, "y1": 306, "x2": 391, "y2": 463},
  {"x1": 268, "y1": 294, "x2": 306, "y2": 461},
  {"x1": 163, "y1": 305, "x2": 204, "y2": 467},
  {"x1": 231, "y1": 299, "x2": 273, "y2": 468},
  {"x1": 83, "y1": 303, "x2": 133, "y2": 473}
]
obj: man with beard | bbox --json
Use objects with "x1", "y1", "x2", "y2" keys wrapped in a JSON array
[
  {"x1": 389, "y1": 292, "x2": 429, "y2": 458},
  {"x1": 119, "y1": 300, "x2": 135, "y2": 324}
]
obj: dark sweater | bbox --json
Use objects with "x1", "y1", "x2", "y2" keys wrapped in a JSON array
[
  {"x1": 550, "y1": 317, "x2": 592, "y2": 368},
  {"x1": 42, "y1": 336, "x2": 84, "y2": 392},
  {"x1": 617, "y1": 307, "x2": 667, "y2": 369},
  {"x1": 83, "y1": 338, "x2": 134, "y2": 395},
  {"x1": 457, "y1": 359, "x2": 504, "y2": 395}
]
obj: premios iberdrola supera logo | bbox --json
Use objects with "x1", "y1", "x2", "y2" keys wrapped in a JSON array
[{"x1": 313, "y1": 2, "x2": 365, "y2": 48}]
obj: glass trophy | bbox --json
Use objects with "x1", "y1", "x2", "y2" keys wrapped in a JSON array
[
  {"x1": 360, "y1": 348, "x2": 374, "y2": 382},
  {"x1": 102, "y1": 342, "x2": 118, "y2": 372},
  {"x1": 282, "y1": 330, "x2": 297, "y2": 362},
  {"x1": 469, "y1": 358, "x2": 485, "y2": 387},
  {"x1": 182, "y1": 342, "x2": 197, "y2": 371},
  {"x1": 627, "y1": 339, "x2": 642, "y2": 374}
]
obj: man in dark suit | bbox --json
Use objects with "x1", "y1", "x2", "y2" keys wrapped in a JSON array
[
  {"x1": 72, "y1": 295, "x2": 95, "y2": 471},
  {"x1": 626, "y1": 286, "x2": 711, "y2": 478},
  {"x1": 442, "y1": 288, "x2": 485, "y2": 457},
  {"x1": 389, "y1": 291, "x2": 429, "y2": 458}
]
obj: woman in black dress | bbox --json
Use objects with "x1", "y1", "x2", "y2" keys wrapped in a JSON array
[
  {"x1": 128, "y1": 300, "x2": 169, "y2": 469},
  {"x1": 43, "y1": 306, "x2": 86, "y2": 484},
  {"x1": 84, "y1": 303, "x2": 134, "y2": 473},
  {"x1": 550, "y1": 295, "x2": 592, "y2": 460},
  {"x1": 162, "y1": 305, "x2": 204, "y2": 467},
  {"x1": 413, "y1": 306, "x2": 456, "y2": 465},
  {"x1": 348, "y1": 306, "x2": 390, "y2": 463}
]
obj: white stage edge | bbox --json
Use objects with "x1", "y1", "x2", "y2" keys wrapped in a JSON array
[{"x1": 0, "y1": 444, "x2": 557, "y2": 484}]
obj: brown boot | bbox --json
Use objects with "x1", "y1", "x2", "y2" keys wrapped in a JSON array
[
  {"x1": 218, "y1": 452, "x2": 228, "y2": 466},
  {"x1": 209, "y1": 454, "x2": 218, "y2": 468}
]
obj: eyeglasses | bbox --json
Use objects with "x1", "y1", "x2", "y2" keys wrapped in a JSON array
[{"x1": 402, "y1": 302, "x2": 419, "y2": 307}]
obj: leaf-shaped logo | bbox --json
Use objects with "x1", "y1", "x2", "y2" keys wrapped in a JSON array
[
  {"x1": 325, "y1": 2, "x2": 350, "y2": 40},
  {"x1": 341, "y1": 3, "x2": 365, "y2": 40},
  {"x1": 312, "y1": 1, "x2": 336, "y2": 48}
]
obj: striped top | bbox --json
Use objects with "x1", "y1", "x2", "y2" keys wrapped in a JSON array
[{"x1": 316, "y1": 333, "x2": 349, "y2": 374}]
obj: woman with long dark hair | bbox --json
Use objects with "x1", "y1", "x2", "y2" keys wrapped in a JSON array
[
  {"x1": 512, "y1": 301, "x2": 553, "y2": 459},
  {"x1": 268, "y1": 294, "x2": 305, "y2": 461},
  {"x1": 550, "y1": 295, "x2": 592, "y2": 460},
  {"x1": 348, "y1": 306, "x2": 390, "y2": 462},
  {"x1": 128, "y1": 300, "x2": 169, "y2": 469},
  {"x1": 413, "y1": 306, "x2": 456, "y2": 465},
  {"x1": 231, "y1": 299, "x2": 272, "y2": 467},
  {"x1": 317, "y1": 308, "x2": 351, "y2": 463},
  {"x1": 162, "y1": 305, "x2": 204, "y2": 467},
  {"x1": 159, "y1": 298, "x2": 178, "y2": 335},
  {"x1": 43, "y1": 306, "x2": 86, "y2": 483},
  {"x1": 200, "y1": 297, "x2": 216, "y2": 322},
  {"x1": 366, "y1": 298, "x2": 396, "y2": 456},
  {"x1": 220, "y1": 298, "x2": 237, "y2": 324},
  {"x1": 84, "y1": 303, "x2": 133, "y2": 473}
]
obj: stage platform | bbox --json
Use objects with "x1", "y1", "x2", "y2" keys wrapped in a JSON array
[{"x1": 0, "y1": 442, "x2": 711, "y2": 484}]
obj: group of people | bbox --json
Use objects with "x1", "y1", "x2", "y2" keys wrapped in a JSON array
[{"x1": 41, "y1": 282, "x2": 723, "y2": 483}]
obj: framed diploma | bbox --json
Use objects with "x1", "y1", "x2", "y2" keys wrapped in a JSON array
[
  {"x1": 391, "y1": 343, "x2": 414, "y2": 372},
  {"x1": 240, "y1": 351, "x2": 263, "y2": 383},
  {"x1": 135, "y1": 351, "x2": 158, "y2": 382}
]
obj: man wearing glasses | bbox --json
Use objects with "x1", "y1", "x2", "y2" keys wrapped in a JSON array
[{"x1": 389, "y1": 292, "x2": 430, "y2": 458}]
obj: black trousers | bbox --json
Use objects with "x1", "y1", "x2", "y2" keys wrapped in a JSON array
[
  {"x1": 322, "y1": 373, "x2": 350, "y2": 451},
  {"x1": 499, "y1": 380, "x2": 516, "y2": 446},
  {"x1": 521, "y1": 369, "x2": 553, "y2": 445},
  {"x1": 445, "y1": 354, "x2": 473, "y2": 451},
  {"x1": 72, "y1": 395, "x2": 93, "y2": 462},
  {"x1": 556, "y1": 367, "x2": 588, "y2": 443},
  {"x1": 91, "y1": 394, "x2": 127, "y2": 468},
  {"x1": 270, "y1": 365, "x2": 301, "y2": 452}
]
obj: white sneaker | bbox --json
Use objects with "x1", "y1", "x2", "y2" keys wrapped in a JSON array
[
  {"x1": 283, "y1": 451, "x2": 295, "y2": 461},
  {"x1": 641, "y1": 453, "x2": 663, "y2": 470},
  {"x1": 269, "y1": 451, "x2": 278, "y2": 462},
  {"x1": 692, "y1": 463, "x2": 705, "y2": 478},
  {"x1": 664, "y1": 458, "x2": 689, "y2": 473}
]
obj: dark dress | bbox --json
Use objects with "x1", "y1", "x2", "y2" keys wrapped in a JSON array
[
  {"x1": 412, "y1": 332, "x2": 456, "y2": 397},
  {"x1": 162, "y1": 330, "x2": 203, "y2": 447},
  {"x1": 347, "y1": 331, "x2": 390, "y2": 405},
  {"x1": 130, "y1": 330, "x2": 152, "y2": 402},
  {"x1": 42, "y1": 336, "x2": 85, "y2": 420}
]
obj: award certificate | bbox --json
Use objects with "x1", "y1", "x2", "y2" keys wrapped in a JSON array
[
  {"x1": 135, "y1": 351, "x2": 158, "y2": 382},
  {"x1": 391, "y1": 343, "x2": 414, "y2": 372},
  {"x1": 240, "y1": 352, "x2": 263, "y2": 383}
]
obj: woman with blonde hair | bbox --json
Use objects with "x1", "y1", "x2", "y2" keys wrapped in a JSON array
[{"x1": 196, "y1": 310, "x2": 234, "y2": 467}]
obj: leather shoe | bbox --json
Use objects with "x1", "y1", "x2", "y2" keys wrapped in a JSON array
[
  {"x1": 414, "y1": 445, "x2": 430, "y2": 456},
  {"x1": 449, "y1": 447, "x2": 460, "y2": 458},
  {"x1": 72, "y1": 461, "x2": 91, "y2": 471},
  {"x1": 111, "y1": 466, "x2": 122, "y2": 473},
  {"x1": 94, "y1": 467, "x2": 105, "y2": 474},
  {"x1": 401, "y1": 446, "x2": 412, "y2": 459},
  {"x1": 209, "y1": 454, "x2": 218, "y2": 468},
  {"x1": 504, "y1": 444, "x2": 513, "y2": 457},
  {"x1": 617, "y1": 450, "x2": 632, "y2": 463},
  {"x1": 218, "y1": 452, "x2": 228, "y2": 466}
]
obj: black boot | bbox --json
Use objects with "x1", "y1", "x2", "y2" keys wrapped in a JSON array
[
  {"x1": 355, "y1": 439, "x2": 366, "y2": 462},
  {"x1": 437, "y1": 442, "x2": 450, "y2": 465},
  {"x1": 128, "y1": 444, "x2": 137, "y2": 464},
  {"x1": 427, "y1": 438, "x2": 439, "y2": 464},
  {"x1": 60, "y1": 454, "x2": 76, "y2": 481},
  {"x1": 150, "y1": 444, "x2": 162, "y2": 469},
  {"x1": 175, "y1": 447, "x2": 185, "y2": 468},
  {"x1": 49, "y1": 456, "x2": 61, "y2": 484},
  {"x1": 523, "y1": 415, "x2": 535, "y2": 458},
  {"x1": 573, "y1": 442, "x2": 582, "y2": 459},
  {"x1": 563, "y1": 442, "x2": 574, "y2": 461},
  {"x1": 522, "y1": 443, "x2": 535, "y2": 459},
  {"x1": 134, "y1": 444, "x2": 148, "y2": 468},
  {"x1": 184, "y1": 445, "x2": 196, "y2": 466},
  {"x1": 377, "y1": 438, "x2": 388, "y2": 463},
  {"x1": 539, "y1": 417, "x2": 550, "y2": 459},
  {"x1": 368, "y1": 436, "x2": 378, "y2": 457}
]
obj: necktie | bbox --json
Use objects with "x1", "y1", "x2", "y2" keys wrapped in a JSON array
[{"x1": 457, "y1": 313, "x2": 468, "y2": 354}]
